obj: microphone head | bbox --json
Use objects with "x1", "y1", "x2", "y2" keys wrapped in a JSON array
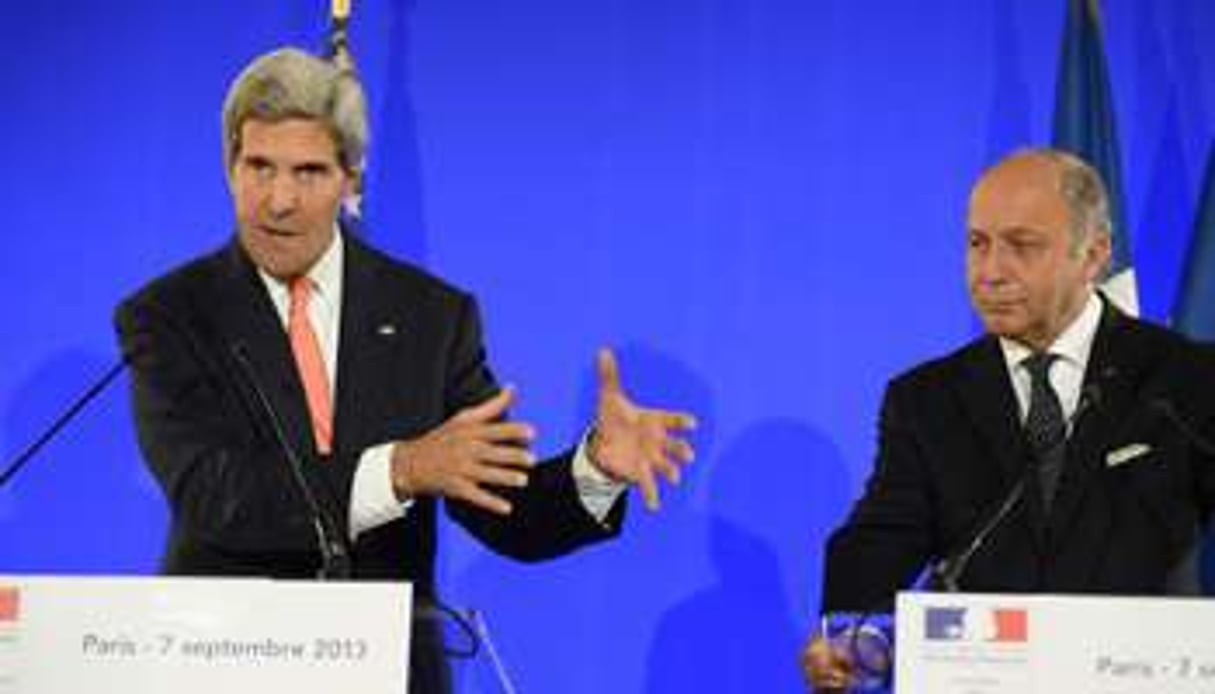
[
  {"x1": 1147, "y1": 397, "x2": 1215, "y2": 457},
  {"x1": 1074, "y1": 365, "x2": 1117, "y2": 422}
]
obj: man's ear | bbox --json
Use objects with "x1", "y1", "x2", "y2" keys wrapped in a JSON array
[
  {"x1": 1085, "y1": 230, "x2": 1113, "y2": 281},
  {"x1": 341, "y1": 169, "x2": 363, "y2": 217},
  {"x1": 342, "y1": 168, "x2": 361, "y2": 197}
]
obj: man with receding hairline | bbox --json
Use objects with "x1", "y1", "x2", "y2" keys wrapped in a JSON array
[{"x1": 801, "y1": 148, "x2": 1215, "y2": 691}]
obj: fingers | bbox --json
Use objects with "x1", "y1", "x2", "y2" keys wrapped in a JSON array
[
  {"x1": 458, "y1": 483, "x2": 514, "y2": 516},
  {"x1": 452, "y1": 385, "x2": 515, "y2": 424},
  {"x1": 392, "y1": 388, "x2": 539, "y2": 514},
  {"x1": 635, "y1": 466, "x2": 661, "y2": 511},
  {"x1": 661, "y1": 410, "x2": 698, "y2": 432},
  {"x1": 591, "y1": 406, "x2": 697, "y2": 511},
  {"x1": 470, "y1": 440, "x2": 535, "y2": 473},
  {"x1": 665, "y1": 437, "x2": 695, "y2": 465},
  {"x1": 429, "y1": 450, "x2": 532, "y2": 516},
  {"x1": 642, "y1": 421, "x2": 695, "y2": 486},
  {"x1": 472, "y1": 462, "x2": 531, "y2": 489},
  {"x1": 801, "y1": 636, "x2": 853, "y2": 691},
  {"x1": 647, "y1": 447, "x2": 684, "y2": 486},
  {"x1": 479, "y1": 421, "x2": 537, "y2": 449},
  {"x1": 431, "y1": 451, "x2": 532, "y2": 516},
  {"x1": 596, "y1": 348, "x2": 621, "y2": 395}
]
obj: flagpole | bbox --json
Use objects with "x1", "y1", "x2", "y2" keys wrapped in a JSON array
[
  {"x1": 330, "y1": 0, "x2": 354, "y2": 71},
  {"x1": 327, "y1": 0, "x2": 362, "y2": 216},
  {"x1": 1173, "y1": 146, "x2": 1215, "y2": 341},
  {"x1": 1051, "y1": 0, "x2": 1138, "y2": 316}
]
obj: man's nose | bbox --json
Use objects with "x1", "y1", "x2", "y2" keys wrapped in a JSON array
[
  {"x1": 973, "y1": 245, "x2": 1009, "y2": 286},
  {"x1": 266, "y1": 176, "x2": 300, "y2": 217}
]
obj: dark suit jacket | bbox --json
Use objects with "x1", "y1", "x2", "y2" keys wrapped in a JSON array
[
  {"x1": 116, "y1": 232, "x2": 623, "y2": 689},
  {"x1": 822, "y1": 301, "x2": 1215, "y2": 612}
]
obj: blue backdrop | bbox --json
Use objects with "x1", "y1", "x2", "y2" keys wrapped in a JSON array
[{"x1": 1, "y1": 1, "x2": 1212, "y2": 691}]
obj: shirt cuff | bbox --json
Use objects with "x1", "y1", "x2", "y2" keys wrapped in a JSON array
[
  {"x1": 571, "y1": 430, "x2": 626, "y2": 523},
  {"x1": 348, "y1": 442, "x2": 414, "y2": 540}
]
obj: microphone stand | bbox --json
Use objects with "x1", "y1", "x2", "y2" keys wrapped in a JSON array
[
  {"x1": 230, "y1": 344, "x2": 351, "y2": 580},
  {"x1": 931, "y1": 379, "x2": 1105, "y2": 592},
  {"x1": 930, "y1": 478, "x2": 1027, "y2": 592},
  {"x1": 0, "y1": 359, "x2": 127, "y2": 489}
]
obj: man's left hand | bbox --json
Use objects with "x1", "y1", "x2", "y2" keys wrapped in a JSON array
[{"x1": 588, "y1": 348, "x2": 697, "y2": 510}]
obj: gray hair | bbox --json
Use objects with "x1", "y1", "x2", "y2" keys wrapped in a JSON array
[
  {"x1": 221, "y1": 47, "x2": 368, "y2": 174},
  {"x1": 1006, "y1": 148, "x2": 1113, "y2": 249}
]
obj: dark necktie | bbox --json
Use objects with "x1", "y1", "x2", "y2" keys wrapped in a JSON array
[{"x1": 1023, "y1": 353, "x2": 1066, "y2": 509}]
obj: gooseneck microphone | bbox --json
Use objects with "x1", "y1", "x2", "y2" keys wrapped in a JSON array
[
  {"x1": 0, "y1": 359, "x2": 128, "y2": 489},
  {"x1": 931, "y1": 376, "x2": 1106, "y2": 592},
  {"x1": 1150, "y1": 398, "x2": 1215, "y2": 457},
  {"x1": 229, "y1": 343, "x2": 351, "y2": 580},
  {"x1": 931, "y1": 477, "x2": 1027, "y2": 593}
]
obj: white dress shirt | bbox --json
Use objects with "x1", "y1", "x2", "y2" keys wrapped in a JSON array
[
  {"x1": 999, "y1": 291, "x2": 1104, "y2": 430},
  {"x1": 258, "y1": 231, "x2": 623, "y2": 540}
]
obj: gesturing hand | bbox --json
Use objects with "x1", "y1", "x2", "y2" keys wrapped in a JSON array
[
  {"x1": 390, "y1": 387, "x2": 536, "y2": 515},
  {"x1": 588, "y1": 348, "x2": 697, "y2": 511}
]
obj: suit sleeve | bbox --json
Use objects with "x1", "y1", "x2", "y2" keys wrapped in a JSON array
[
  {"x1": 115, "y1": 295, "x2": 337, "y2": 560},
  {"x1": 821, "y1": 380, "x2": 936, "y2": 612},
  {"x1": 441, "y1": 294, "x2": 622, "y2": 562},
  {"x1": 1184, "y1": 343, "x2": 1215, "y2": 518}
]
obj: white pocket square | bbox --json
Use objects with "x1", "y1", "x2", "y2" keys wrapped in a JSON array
[{"x1": 1105, "y1": 443, "x2": 1153, "y2": 468}]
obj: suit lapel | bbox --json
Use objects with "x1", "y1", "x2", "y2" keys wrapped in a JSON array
[
  {"x1": 212, "y1": 241, "x2": 319, "y2": 462},
  {"x1": 955, "y1": 338, "x2": 1049, "y2": 542},
  {"x1": 331, "y1": 236, "x2": 417, "y2": 456},
  {"x1": 956, "y1": 338, "x2": 1034, "y2": 486},
  {"x1": 1047, "y1": 303, "x2": 1145, "y2": 553}
]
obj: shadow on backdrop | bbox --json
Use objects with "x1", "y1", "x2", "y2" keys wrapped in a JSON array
[
  {"x1": 443, "y1": 342, "x2": 718, "y2": 692},
  {"x1": 363, "y1": 0, "x2": 430, "y2": 265},
  {"x1": 643, "y1": 418, "x2": 850, "y2": 693},
  {"x1": 0, "y1": 350, "x2": 164, "y2": 574}
]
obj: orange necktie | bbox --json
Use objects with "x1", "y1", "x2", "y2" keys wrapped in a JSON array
[{"x1": 288, "y1": 277, "x2": 333, "y2": 455}]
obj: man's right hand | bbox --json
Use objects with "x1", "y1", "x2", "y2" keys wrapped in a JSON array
[
  {"x1": 800, "y1": 633, "x2": 854, "y2": 692},
  {"x1": 389, "y1": 387, "x2": 536, "y2": 515}
]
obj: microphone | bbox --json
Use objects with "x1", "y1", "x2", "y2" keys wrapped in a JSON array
[
  {"x1": 1149, "y1": 398, "x2": 1215, "y2": 457},
  {"x1": 230, "y1": 344, "x2": 493, "y2": 663},
  {"x1": 229, "y1": 343, "x2": 351, "y2": 580},
  {"x1": 1144, "y1": 397, "x2": 1215, "y2": 595},
  {"x1": 1075, "y1": 366, "x2": 1114, "y2": 425},
  {"x1": 0, "y1": 358, "x2": 128, "y2": 489},
  {"x1": 931, "y1": 376, "x2": 1106, "y2": 592},
  {"x1": 931, "y1": 478, "x2": 1026, "y2": 593}
]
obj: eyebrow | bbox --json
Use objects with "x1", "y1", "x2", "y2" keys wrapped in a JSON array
[
  {"x1": 238, "y1": 155, "x2": 335, "y2": 172},
  {"x1": 292, "y1": 161, "x2": 333, "y2": 172},
  {"x1": 999, "y1": 226, "x2": 1048, "y2": 239},
  {"x1": 969, "y1": 224, "x2": 1046, "y2": 237}
]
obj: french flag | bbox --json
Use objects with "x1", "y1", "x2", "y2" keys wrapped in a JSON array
[
  {"x1": 924, "y1": 607, "x2": 967, "y2": 641},
  {"x1": 0, "y1": 587, "x2": 19, "y2": 623},
  {"x1": 987, "y1": 608, "x2": 1028, "y2": 643}
]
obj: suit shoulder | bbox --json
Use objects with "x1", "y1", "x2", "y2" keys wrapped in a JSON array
[
  {"x1": 1118, "y1": 315, "x2": 1215, "y2": 381},
  {"x1": 115, "y1": 246, "x2": 230, "y2": 318},
  {"x1": 350, "y1": 237, "x2": 475, "y2": 307},
  {"x1": 1121, "y1": 314, "x2": 1198, "y2": 350},
  {"x1": 888, "y1": 336, "x2": 989, "y2": 393}
]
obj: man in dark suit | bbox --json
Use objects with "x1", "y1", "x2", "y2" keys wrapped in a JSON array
[
  {"x1": 115, "y1": 47, "x2": 696, "y2": 693},
  {"x1": 802, "y1": 148, "x2": 1215, "y2": 690}
]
